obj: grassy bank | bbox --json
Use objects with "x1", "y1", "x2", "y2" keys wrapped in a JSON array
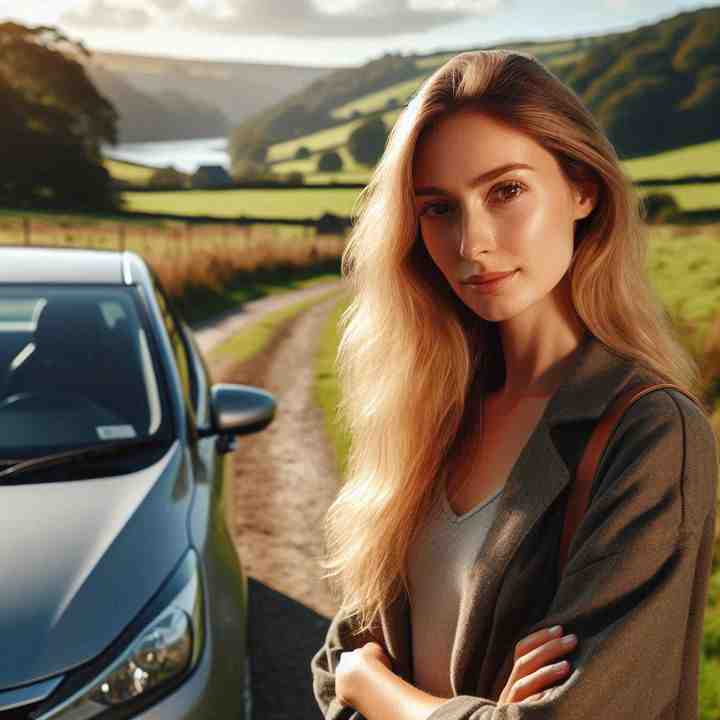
[
  {"x1": 207, "y1": 283, "x2": 345, "y2": 364},
  {"x1": 312, "y1": 291, "x2": 353, "y2": 480},
  {"x1": 181, "y1": 256, "x2": 342, "y2": 327}
]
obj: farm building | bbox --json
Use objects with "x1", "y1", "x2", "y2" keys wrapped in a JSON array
[{"x1": 191, "y1": 165, "x2": 233, "y2": 188}]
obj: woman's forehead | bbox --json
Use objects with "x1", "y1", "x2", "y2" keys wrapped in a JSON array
[{"x1": 412, "y1": 113, "x2": 550, "y2": 187}]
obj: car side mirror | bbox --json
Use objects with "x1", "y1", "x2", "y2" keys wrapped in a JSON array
[{"x1": 197, "y1": 383, "x2": 276, "y2": 439}]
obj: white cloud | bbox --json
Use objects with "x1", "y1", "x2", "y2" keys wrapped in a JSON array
[
  {"x1": 61, "y1": 0, "x2": 151, "y2": 29},
  {"x1": 60, "y1": 0, "x2": 502, "y2": 36}
]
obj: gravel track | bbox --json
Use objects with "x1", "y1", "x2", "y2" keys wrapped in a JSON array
[
  {"x1": 198, "y1": 282, "x2": 349, "y2": 719},
  {"x1": 192, "y1": 279, "x2": 346, "y2": 356}
]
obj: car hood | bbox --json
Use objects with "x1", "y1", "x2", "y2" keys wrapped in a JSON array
[{"x1": 0, "y1": 440, "x2": 192, "y2": 691}]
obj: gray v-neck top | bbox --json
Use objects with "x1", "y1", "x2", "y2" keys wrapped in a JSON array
[{"x1": 406, "y1": 478, "x2": 505, "y2": 698}]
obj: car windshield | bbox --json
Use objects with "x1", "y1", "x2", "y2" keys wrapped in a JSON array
[{"x1": 0, "y1": 284, "x2": 174, "y2": 459}]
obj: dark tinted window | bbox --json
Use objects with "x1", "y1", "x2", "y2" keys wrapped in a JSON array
[
  {"x1": 0, "y1": 285, "x2": 174, "y2": 457},
  {"x1": 151, "y1": 277, "x2": 195, "y2": 411}
]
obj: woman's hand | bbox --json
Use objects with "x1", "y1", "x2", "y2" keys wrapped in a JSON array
[
  {"x1": 336, "y1": 641, "x2": 392, "y2": 708},
  {"x1": 498, "y1": 626, "x2": 578, "y2": 705}
]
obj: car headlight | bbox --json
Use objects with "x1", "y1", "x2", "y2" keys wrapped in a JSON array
[{"x1": 34, "y1": 548, "x2": 204, "y2": 720}]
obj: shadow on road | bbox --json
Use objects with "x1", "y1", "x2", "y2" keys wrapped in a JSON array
[{"x1": 247, "y1": 577, "x2": 333, "y2": 720}]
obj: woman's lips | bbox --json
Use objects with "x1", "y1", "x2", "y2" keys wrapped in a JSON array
[
  {"x1": 462, "y1": 270, "x2": 516, "y2": 284},
  {"x1": 461, "y1": 269, "x2": 518, "y2": 293}
]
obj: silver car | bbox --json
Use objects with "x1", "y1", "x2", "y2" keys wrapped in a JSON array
[{"x1": 0, "y1": 246, "x2": 275, "y2": 719}]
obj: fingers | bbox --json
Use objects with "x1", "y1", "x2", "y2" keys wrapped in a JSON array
[
  {"x1": 518, "y1": 689, "x2": 553, "y2": 705},
  {"x1": 520, "y1": 632, "x2": 578, "y2": 672},
  {"x1": 513, "y1": 625, "x2": 563, "y2": 661},
  {"x1": 503, "y1": 627, "x2": 578, "y2": 704},
  {"x1": 508, "y1": 661, "x2": 572, "y2": 704}
]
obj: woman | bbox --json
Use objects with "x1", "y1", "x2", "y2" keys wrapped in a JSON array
[{"x1": 310, "y1": 49, "x2": 718, "y2": 720}]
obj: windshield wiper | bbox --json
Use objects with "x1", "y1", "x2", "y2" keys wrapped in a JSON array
[{"x1": 0, "y1": 436, "x2": 170, "y2": 480}]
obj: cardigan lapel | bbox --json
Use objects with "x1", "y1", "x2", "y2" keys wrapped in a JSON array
[{"x1": 378, "y1": 333, "x2": 650, "y2": 694}]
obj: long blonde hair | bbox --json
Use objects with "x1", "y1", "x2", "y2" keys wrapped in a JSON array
[{"x1": 319, "y1": 49, "x2": 702, "y2": 638}]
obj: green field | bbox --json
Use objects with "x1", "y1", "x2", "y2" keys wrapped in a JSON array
[
  {"x1": 637, "y1": 183, "x2": 720, "y2": 210},
  {"x1": 122, "y1": 187, "x2": 362, "y2": 219},
  {"x1": 104, "y1": 158, "x2": 159, "y2": 186},
  {"x1": 332, "y1": 76, "x2": 425, "y2": 120},
  {"x1": 266, "y1": 109, "x2": 402, "y2": 163},
  {"x1": 648, "y1": 224, "x2": 720, "y2": 347},
  {"x1": 623, "y1": 139, "x2": 720, "y2": 181},
  {"x1": 118, "y1": 178, "x2": 720, "y2": 223},
  {"x1": 269, "y1": 145, "x2": 371, "y2": 184}
]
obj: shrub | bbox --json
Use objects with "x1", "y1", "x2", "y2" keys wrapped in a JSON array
[
  {"x1": 318, "y1": 150, "x2": 343, "y2": 172},
  {"x1": 347, "y1": 116, "x2": 388, "y2": 167},
  {"x1": 285, "y1": 171, "x2": 305, "y2": 185},
  {"x1": 641, "y1": 192, "x2": 680, "y2": 223}
]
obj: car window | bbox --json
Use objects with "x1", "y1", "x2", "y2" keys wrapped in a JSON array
[
  {"x1": 0, "y1": 285, "x2": 174, "y2": 458},
  {"x1": 180, "y1": 321, "x2": 208, "y2": 426},
  {"x1": 151, "y1": 276, "x2": 195, "y2": 412}
]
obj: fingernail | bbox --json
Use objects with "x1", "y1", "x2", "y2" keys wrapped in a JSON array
[
  {"x1": 548, "y1": 625, "x2": 562, "y2": 635},
  {"x1": 561, "y1": 634, "x2": 577, "y2": 645}
]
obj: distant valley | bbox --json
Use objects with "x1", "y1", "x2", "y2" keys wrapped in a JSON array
[{"x1": 82, "y1": 51, "x2": 338, "y2": 144}]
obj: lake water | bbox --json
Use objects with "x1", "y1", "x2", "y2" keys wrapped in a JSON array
[{"x1": 104, "y1": 136, "x2": 230, "y2": 174}]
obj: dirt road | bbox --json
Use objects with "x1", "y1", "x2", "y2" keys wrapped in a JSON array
[{"x1": 196, "y1": 281, "x2": 348, "y2": 719}]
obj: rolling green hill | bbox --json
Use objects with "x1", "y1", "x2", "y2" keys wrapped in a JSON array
[{"x1": 231, "y1": 5, "x2": 720, "y2": 182}]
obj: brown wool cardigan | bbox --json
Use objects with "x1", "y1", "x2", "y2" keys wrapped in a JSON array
[{"x1": 311, "y1": 333, "x2": 720, "y2": 719}]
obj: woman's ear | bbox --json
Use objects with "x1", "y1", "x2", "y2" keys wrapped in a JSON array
[{"x1": 573, "y1": 179, "x2": 598, "y2": 221}]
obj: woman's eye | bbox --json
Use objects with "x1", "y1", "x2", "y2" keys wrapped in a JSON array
[
  {"x1": 420, "y1": 202, "x2": 452, "y2": 218},
  {"x1": 491, "y1": 181, "x2": 525, "y2": 204}
]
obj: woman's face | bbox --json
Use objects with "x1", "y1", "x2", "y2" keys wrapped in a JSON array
[{"x1": 412, "y1": 109, "x2": 596, "y2": 324}]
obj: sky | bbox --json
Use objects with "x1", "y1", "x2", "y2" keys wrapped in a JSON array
[{"x1": 1, "y1": 0, "x2": 718, "y2": 67}]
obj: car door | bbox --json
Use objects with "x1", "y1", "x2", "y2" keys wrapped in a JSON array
[{"x1": 149, "y1": 275, "x2": 251, "y2": 715}]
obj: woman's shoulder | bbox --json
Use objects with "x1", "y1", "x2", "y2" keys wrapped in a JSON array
[
  {"x1": 596, "y1": 370, "x2": 718, "y2": 539},
  {"x1": 615, "y1": 369, "x2": 713, "y2": 437}
]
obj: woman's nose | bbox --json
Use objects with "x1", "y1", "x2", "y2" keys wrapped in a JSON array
[{"x1": 459, "y1": 212, "x2": 496, "y2": 259}]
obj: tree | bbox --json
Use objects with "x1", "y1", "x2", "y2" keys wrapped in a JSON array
[
  {"x1": 347, "y1": 116, "x2": 388, "y2": 167},
  {"x1": 0, "y1": 21, "x2": 119, "y2": 209},
  {"x1": 641, "y1": 192, "x2": 680, "y2": 223},
  {"x1": 317, "y1": 150, "x2": 343, "y2": 172},
  {"x1": 285, "y1": 171, "x2": 304, "y2": 185}
]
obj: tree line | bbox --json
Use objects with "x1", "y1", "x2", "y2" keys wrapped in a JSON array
[{"x1": 0, "y1": 21, "x2": 118, "y2": 211}]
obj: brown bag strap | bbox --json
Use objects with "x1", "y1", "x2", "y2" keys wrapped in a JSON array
[{"x1": 558, "y1": 381, "x2": 704, "y2": 578}]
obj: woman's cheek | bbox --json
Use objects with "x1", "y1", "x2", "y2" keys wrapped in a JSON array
[{"x1": 422, "y1": 223, "x2": 452, "y2": 269}]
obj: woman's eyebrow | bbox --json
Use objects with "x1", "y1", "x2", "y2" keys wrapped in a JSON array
[{"x1": 414, "y1": 162, "x2": 535, "y2": 196}]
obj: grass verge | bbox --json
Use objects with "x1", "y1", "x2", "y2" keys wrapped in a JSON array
[
  {"x1": 207, "y1": 284, "x2": 346, "y2": 365},
  {"x1": 312, "y1": 290, "x2": 353, "y2": 482}
]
